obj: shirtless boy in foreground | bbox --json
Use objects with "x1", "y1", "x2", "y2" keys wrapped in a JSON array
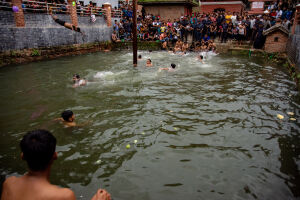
[{"x1": 1, "y1": 129, "x2": 111, "y2": 200}]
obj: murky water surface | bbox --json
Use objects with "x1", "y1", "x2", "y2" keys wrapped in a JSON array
[{"x1": 0, "y1": 51, "x2": 300, "y2": 199}]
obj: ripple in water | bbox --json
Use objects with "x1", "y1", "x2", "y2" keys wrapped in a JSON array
[{"x1": 0, "y1": 51, "x2": 299, "y2": 200}]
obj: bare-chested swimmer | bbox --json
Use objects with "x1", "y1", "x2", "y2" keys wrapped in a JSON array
[
  {"x1": 54, "y1": 110, "x2": 90, "y2": 127},
  {"x1": 1, "y1": 129, "x2": 111, "y2": 200},
  {"x1": 159, "y1": 63, "x2": 176, "y2": 72},
  {"x1": 197, "y1": 55, "x2": 204, "y2": 64},
  {"x1": 73, "y1": 74, "x2": 87, "y2": 87},
  {"x1": 51, "y1": 11, "x2": 84, "y2": 36},
  {"x1": 146, "y1": 59, "x2": 153, "y2": 67}
]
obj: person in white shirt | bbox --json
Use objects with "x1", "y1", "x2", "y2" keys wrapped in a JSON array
[
  {"x1": 231, "y1": 12, "x2": 237, "y2": 25},
  {"x1": 276, "y1": 9, "x2": 282, "y2": 18}
]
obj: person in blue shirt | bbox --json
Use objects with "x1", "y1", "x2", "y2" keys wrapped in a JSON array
[{"x1": 203, "y1": 34, "x2": 210, "y2": 42}]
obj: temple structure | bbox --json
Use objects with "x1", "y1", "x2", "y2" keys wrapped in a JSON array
[{"x1": 138, "y1": 0, "x2": 199, "y2": 20}]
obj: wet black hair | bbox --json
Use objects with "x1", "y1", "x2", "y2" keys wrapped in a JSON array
[
  {"x1": 138, "y1": 55, "x2": 142, "y2": 59},
  {"x1": 20, "y1": 129, "x2": 56, "y2": 171},
  {"x1": 147, "y1": 59, "x2": 151, "y2": 62},
  {"x1": 200, "y1": 55, "x2": 203, "y2": 59},
  {"x1": 61, "y1": 110, "x2": 74, "y2": 122},
  {"x1": 73, "y1": 74, "x2": 80, "y2": 79},
  {"x1": 171, "y1": 63, "x2": 176, "y2": 68}
]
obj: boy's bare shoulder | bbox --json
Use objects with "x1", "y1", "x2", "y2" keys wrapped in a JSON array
[
  {"x1": 51, "y1": 187, "x2": 76, "y2": 200},
  {"x1": 2, "y1": 176, "x2": 18, "y2": 188},
  {"x1": 2, "y1": 176, "x2": 75, "y2": 200},
  {"x1": 42, "y1": 185, "x2": 76, "y2": 200}
]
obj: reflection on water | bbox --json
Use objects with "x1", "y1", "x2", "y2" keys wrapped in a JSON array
[{"x1": 0, "y1": 51, "x2": 299, "y2": 200}]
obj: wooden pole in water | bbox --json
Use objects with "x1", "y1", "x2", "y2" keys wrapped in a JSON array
[{"x1": 132, "y1": 0, "x2": 138, "y2": 67}]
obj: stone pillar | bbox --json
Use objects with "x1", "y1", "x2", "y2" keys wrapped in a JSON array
[
  {"x1": 67, "y1": 0, "x2": 78, "y2": 26},
  {"x1": 291, "y1": 4, "x2": 300, "y2": 35},
  {"x1": 12, "y1": 0, "x2": 25, "y2": 27},
  {"x1": 103, "y1": 3, "x2": 112, "y2": 27}
]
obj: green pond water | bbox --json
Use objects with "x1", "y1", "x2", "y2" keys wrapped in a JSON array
[{"x1": 0, "y1": 51, "x2": 300, "y2": 200}]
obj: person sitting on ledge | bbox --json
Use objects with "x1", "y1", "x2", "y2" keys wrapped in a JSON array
[
  {"x1": 111, "y1": 31, "x2": 120, "y2": 43},
  {"x1": 51, "y1": 12, "x2": 84, "y2": 35},
  {"x1": 1, "y1": 129, "x2": 111, "y2": 200}
]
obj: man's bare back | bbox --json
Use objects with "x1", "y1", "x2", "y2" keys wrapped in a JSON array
[
  {"x1": 1, "y1": 130, "x2": 111, "y2": 200},
  {"x1": 1, "y1": 175, "x2": 75, "y2": 200}
]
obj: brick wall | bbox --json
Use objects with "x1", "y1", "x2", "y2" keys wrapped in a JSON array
[
  {"x1": 199, "y1": 4, "x2": 243, "y2": 13},
  {"x1": 144, "y1": 5, "x2": 185, "y2": 20},
  {"x1": 0, "y1": 11, "x2": 112, "y2": 51},
  {"x1": 264, "y1": 31, "x2": 288, "y2": 53}
]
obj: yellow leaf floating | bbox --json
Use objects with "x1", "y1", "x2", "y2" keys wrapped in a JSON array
[
  {"x1": 134, "y1": 140, "x2": 138, "y2": 144},
  {"x1": 174, "y1": 127, "x2": 178, "y2": 131},
  {"x1": 141, "y1": 132, "x2": 145, "y2": 135},
  {"x1": 277, "y1": 114, "x2": 284, "y2": 120},
  {"x1": 290, "y1": 118, "x2": 296, "y2": 121},
  {"x1": 126, "y1": 144, "x2": 131, "y2": 149},
  {"x1": 287, "y1": 112, "x2": 294, "y2": 116}
]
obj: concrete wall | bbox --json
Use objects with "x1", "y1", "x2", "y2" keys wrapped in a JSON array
[
  {"x1": 286, "y1": 25, "x2": 300, "y2": 70},
  {"x1": 144, "y1": 5, "x2": 185, "y2": 20},
  {"x1": 264, "y1": 31, "x2": 288, "y2": 53},
  {"x1": 0, "y1": 11, "x2": 112, "y2": 52}
]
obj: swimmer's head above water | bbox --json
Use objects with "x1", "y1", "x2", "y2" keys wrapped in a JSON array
[
  {"x1": 146, "y1": 59, "x2": 152, "y2": 67},
  {"x1": 73, "y1": 74, "x2": 80, "y2": 82},
  {"x1": 138, "y1": 55, "x2": 142, "y2": 59},
  {"x1": 61, "y1": 110, "x2": 75, "y2": 122},
  {"x1": 171, "y1": 63, "x2": 176, "y2": 69}
]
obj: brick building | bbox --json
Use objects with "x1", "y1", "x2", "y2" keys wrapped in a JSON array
[
  {"x1": 248, "y1": 0, "x2": 276, "y2": 14},
  {"x1": 198, "y1": 0, "x2": 245, "y2": 14},
  {"x1": 138, "y1": 0, "x2": 199, "y2": 20},
  {"x1": 263, "y1": 24, "x2": 289, "y2": 53}
]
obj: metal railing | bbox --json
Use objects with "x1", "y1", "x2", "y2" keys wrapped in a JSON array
[{"x1": 0, "y1": 0, "x2": 123, "y2": 18}]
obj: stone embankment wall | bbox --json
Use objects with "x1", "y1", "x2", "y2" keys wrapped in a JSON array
[
  {"x1": 286, "y1": 25, "x2": 300, "y2": 70},
  {"x1": 0, "y1": 11, "x2": 112, "y2": 52}
]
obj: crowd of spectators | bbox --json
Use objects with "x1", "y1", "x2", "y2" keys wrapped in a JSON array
[
  {"x1": 0, "y1": 0, "x2": 121, "y2": 17},
  {"x1": 112, "y1": 0, "x2": 296, "y2": 50}
]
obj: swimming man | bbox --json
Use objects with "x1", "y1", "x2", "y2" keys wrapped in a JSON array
[
  {"x1": 159, "y1": 63, "x2": 176, "y2": 72},
  {"x1": 73, "y1": 74, "x2": 87, "y2": 87}
]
